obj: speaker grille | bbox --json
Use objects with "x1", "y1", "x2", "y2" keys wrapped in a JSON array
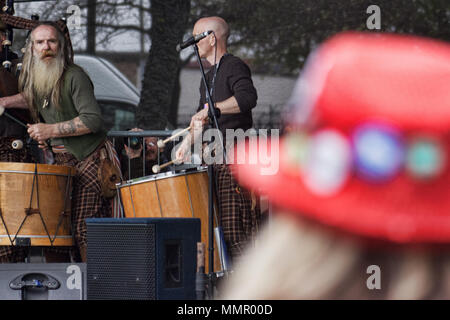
[{"x1": 87, "y1": 223, "x2": 156, "y2": 300}]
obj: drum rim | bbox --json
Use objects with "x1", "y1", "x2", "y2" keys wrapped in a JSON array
[
  {"x1": 0, "y1": 169, "x2": 73, "y2": 177},
  {"x1": 0, "y1": 235, "x2": 73, "y2": 239},
  {"x1": 0, "y1": 162, "x2": 75, "y2": 176},
  {"x1": 117, "y1": 166, "x2": 208, "y2": 188}
]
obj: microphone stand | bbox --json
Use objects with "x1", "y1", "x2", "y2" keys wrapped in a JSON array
[{"x1": 192, "y1": 43, "x2": 226, "y2": 299}]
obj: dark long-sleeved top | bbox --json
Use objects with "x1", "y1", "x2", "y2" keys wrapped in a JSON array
[
  {"x1": 0, "y1": 51, "x2": 26, "y2": 137},
  {"x1": 197, "y1": 54, "x2": 257, "y2": 137}
]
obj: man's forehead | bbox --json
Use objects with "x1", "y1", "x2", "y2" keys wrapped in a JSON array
[
  {"x1": 32, "y1": 25, "x2": 58, "y2": 39},
  {"x1": 193, "y1": 21, "x2": 209, "y2": 33}
]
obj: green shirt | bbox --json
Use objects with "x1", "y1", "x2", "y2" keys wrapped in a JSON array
[{"x1": 37, "y1": 64, "x2": 106, "y2": 160}]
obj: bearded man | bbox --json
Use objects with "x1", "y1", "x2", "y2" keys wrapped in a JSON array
[{"x1": 0, "y1": 22, "x2": 118, "y2": 262}]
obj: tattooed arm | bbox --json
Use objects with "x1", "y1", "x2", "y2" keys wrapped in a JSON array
[
  {"x1": 27, "y1": 117, "x2": 91, "y2": 143},
  {"x1": 56, "y1": 117, "x2": 91, "y2": 137}
]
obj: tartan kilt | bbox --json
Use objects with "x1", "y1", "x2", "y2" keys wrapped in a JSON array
[
  {"x1": 54, "y1": 148, "x2": 112, "y2": 250},
  {"x1": 214, "y1": 164, "x2": 262, "y2": 260}
]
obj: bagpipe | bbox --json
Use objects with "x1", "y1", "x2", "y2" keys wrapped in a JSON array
[{"x1": 0, "y1": 0, "x2": 31, "y2": 125}]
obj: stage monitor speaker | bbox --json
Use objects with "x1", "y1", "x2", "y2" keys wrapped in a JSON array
[
  {"x1": 0, "y1": 263, "x2": 86, "y2": 300},
  {"x1": 86, "y1": 217, "x2": 200, "y2": 300}
]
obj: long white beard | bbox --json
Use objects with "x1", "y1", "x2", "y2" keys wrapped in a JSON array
[{"x1": 31, "y1": 54, "x2": 64, "y2": 99}]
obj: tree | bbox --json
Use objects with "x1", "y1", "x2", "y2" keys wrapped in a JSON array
[
  {"x1": 86, "y1": 0, "x2": 96, "y2": 54},
  {"x1": 136, "y1": 0, "x2": 190, "y2": 129},
  {"x1": 189, "y1": 0, "x2": 450, "y2": 75}
]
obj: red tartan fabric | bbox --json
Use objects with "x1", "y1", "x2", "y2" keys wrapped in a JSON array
[
  {"x1": 54, "y1": 146, "x2": 112, "y2": 249},
  {"x1": 214, "y1": 164, "x2": 261, "y2": 260}
]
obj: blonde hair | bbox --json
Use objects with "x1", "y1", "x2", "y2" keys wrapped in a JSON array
[{"x1": 220, "y1": 212, "x2": 450, "y2": 300}]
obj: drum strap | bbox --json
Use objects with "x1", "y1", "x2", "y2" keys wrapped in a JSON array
[{"x1": 13, "y1": 164, "x2": 54, "y2": 246}]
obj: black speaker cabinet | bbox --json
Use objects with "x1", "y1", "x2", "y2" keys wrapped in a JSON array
[
  {"x1": 86, "y1": 218, "x2": 200, "y2": 300},
  {"x1": 0, "y1": 263, "x2": 87, "y2": 300}
]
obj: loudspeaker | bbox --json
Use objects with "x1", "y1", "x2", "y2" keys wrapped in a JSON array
[
  {"x1": 86, "y1": 218, "x2": 200, "y2": 300},
  {"x1": 0, "y1": 263, "x2": 86, "y2": 300}
]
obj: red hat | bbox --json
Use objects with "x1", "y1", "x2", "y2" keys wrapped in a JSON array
[{"x1": 232, "y1": 32, "x2": 450, "y2": 243}]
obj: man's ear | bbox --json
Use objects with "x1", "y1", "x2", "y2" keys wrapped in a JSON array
[{"x1": 209, "y1": 34, "x2": 216, "y2": 47}]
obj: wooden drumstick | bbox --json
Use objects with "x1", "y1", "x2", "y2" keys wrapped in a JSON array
[
  {"x1": 157, "y1": 126, "x2": 191, "y2": 148},
  {"x1": 0, "y1": 107, "x2": 28, "y2": 128},
  {"x1": 152, "y1": 159, "x2": 177, "y2": 174}
]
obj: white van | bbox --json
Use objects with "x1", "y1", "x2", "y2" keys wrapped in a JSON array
[{"x1": 74, "y1": 54, "x2": 139, "y2": 131}]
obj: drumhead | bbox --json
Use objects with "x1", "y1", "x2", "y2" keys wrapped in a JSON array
[{"x1": 117, "y1": 165, "x2": 208, "y2": 188}]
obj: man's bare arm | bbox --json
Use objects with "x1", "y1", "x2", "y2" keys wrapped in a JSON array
[
  {"x1": 0, "y1": 93, "x2": 29, "y2": 110},
  {"x1": 216, "y1": 96, "x2": 241, "y2": 114},
  {"x1": 56, "y1": 117, "x2": 91, "y2": 137},
  {"x1": 27, "y1": 117, "x2": 92, "y2": 142}
]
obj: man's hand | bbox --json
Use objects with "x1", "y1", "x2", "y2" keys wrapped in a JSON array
[
  {"x1": 175, "y1": 136, "x2": 192, "y2": 163},
  {"x1": 0, "y1": 93, "x2": 30, "y2": 110},
  {"x1": 124, "y1": 128, "x2": 143, "y2": 159},
  {"x1": 190, "y1": 105, "x2": 209, "y2": 129},
  {"x1": 124, "y1": 128, "x2": 161, "y2": 161},
  {"x1": 38, "y1": 141, "x2": 50, "y2": 150},
  {"x1": 124, "y1": 143, "x2": 142, "y2": 159},
  {"x1": 27, "y1": 123, "x2": 55, "y2": 143}
]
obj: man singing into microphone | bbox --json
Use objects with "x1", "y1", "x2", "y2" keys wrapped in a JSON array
[{"x1": 176, "y1": 16, "x2": 262, "y2": 263}]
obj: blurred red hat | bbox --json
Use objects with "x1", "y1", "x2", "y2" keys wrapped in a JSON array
[{"x1": 232, "y1": 32, "x2": 450, "y2": 243}]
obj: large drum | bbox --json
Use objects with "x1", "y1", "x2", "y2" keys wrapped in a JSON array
[
  {"x1": 0, "y1": 162, "x2": 75, "y2": 246},
  {"x1": 118, "y1": 167, "x2": 222, "y2": 273}
]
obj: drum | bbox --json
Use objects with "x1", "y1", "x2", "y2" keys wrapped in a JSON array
[
  {"x1": 118, "y1": 167, "x2": 222, "y2": 273},
  {"x1": 0, "y1": 162, "x2": 75, "y2": 246}
]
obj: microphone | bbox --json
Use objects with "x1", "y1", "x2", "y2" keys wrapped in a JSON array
[{"x1": 176, "y1": 30, "x2": 213, "y2": 52}]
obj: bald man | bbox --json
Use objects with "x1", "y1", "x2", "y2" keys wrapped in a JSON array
[{"x1": 177, "y1": 16, "x2": 262, "y2": 263}]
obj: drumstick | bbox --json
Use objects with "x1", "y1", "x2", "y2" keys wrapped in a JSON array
[
  {"x1": 157, "y1": 126, "x2": 191, "y2": 148},
  {"x1": 152, "y1": 159, "x2": 177, "y2": 174},
  {"x1": 0, "y1": 106, "x2": 28, "y2": 128}
]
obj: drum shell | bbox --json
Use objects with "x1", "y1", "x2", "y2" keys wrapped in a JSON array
[
  {"x1": 0, "y1": 162, "x2": 75, "y2": 246},
  {"x1": 118, "y1": 169, "x2": 221, "y2": 273}
]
